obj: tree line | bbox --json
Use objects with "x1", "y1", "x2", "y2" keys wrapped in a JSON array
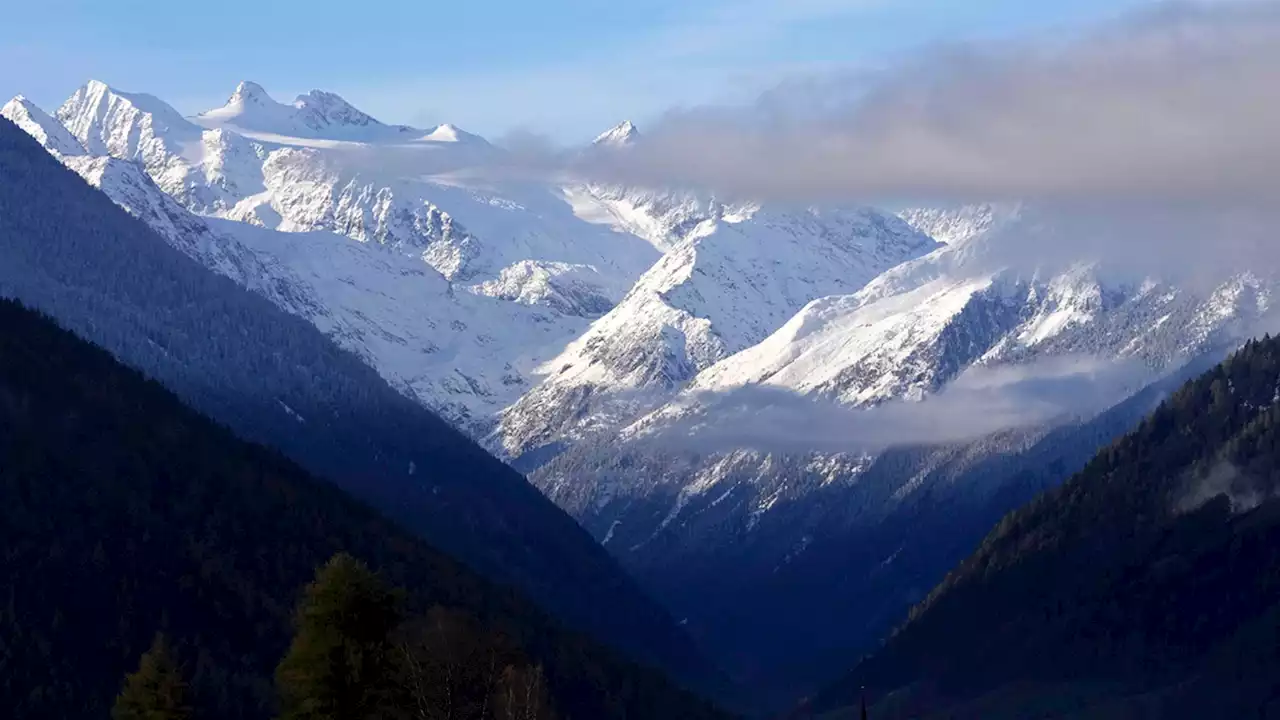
[
  {"x1": 0, "y1": 286, "x2": 724, "y2": 719},
  {"x1": 115, "y1": 554, "x2": 555, "y2": 720}
]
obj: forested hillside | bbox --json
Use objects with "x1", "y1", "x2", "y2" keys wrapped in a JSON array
[
  {"x1": 804, "y1": 336, "x2": 1280, "y2": 718},
  {"x1": 0, "y1": 115, "x2": 714, "y2": 692},
  {"x1": 0, "y1": 297, "x2": 724, "y2": 720}
]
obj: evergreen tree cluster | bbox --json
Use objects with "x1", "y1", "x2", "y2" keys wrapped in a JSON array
[
  {"x1": 113, "y1": 635, "x2": 193, "y2": 720},
  {"x1": 0, "y1": 296, "x2": 725, "y2": 720},
  {"x1": 112, "y1": 555, "x2": 560, "y2": 720},
  {"x1": 805, "y1": 336, "x2": 1280, "y2": 718}
]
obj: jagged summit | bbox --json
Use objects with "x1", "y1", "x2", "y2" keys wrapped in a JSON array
[
  {"x1": 292, "y1": 88, "x2": 382, "y2": 129},
  {"x1": 1, "y1": 95, "x2": 86, "y2": 157},
  {"x1": 80, "y1": 79, "x2": 113, "y2": 97},
  {"x1": 193, "y1": 81, "x2": 479, "y2": 144},
  {"x1": 64, "y1": 79, "x2": 190, "y2": 124},
  {"x1": 59, "y1": 79, "x2": 195, "y2": 132},
  {"x1": 227, "y1": 80, "x2": 273, "y2": 106},
  {"x1": 57, "y1": 80, "x2": 200, "y2": 158},
  {"x1": 593, "y1": 120, "x2": 639, "y2": 147}
]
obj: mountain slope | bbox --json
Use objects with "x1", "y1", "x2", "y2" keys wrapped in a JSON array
[
  {"x1": 527, "y1": 204, "x2": 1277, "y2": 705},
  {"x1": 0, "y1": 297, "x2": 725, "y2": 720},
  {"x1": 35, "y1": 82, "x2": 670, "y2": 434},
  {"x1": 897, "y1": 204, "x2": 1003, "y2": 246},
  {"x1": 498, "y1": 188, "x2": 939, "y2": 460},
  {"x1": 0, "y1": 115, "x2": 717, "y2": 694},
  {"x1": 805, "y1": 335, "x2": 1280, "y2": 719},
  {"x1": 28, "y1": 82, "x2": 948, "y2": 454},
  {"x1": 0, "y1": 95, "x2": 86, "y2": 156}
]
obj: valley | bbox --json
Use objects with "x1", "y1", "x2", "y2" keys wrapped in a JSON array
[{"x1": 3, "y1": 5, "x2": 1279, "y2": 712}]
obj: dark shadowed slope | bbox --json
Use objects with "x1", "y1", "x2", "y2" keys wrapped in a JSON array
[
  {"x1": 533, "y1": 350, "x2": 1223, "y2": 712},
  {"x1": 804, "y1": 337, "x2": 1280, "y2": 719},
  {"x1": 0, "y1": 297, "x2": 725, "y2": 720},
  {"x1": 0, "y1": 116, "x2": 718, "y2": 695}
]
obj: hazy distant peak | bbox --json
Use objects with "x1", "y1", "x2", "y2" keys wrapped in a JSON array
[{"x1": 593, "y1": 120, "x2": 639, "y2": 147}]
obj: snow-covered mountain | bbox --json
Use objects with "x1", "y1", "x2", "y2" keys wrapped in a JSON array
[
  {"x1": 3, "y1": 96, "x2": 273, "y2": 287},
  {"x1": 192, "y1": 80, "x2": 488, "y2": 146},
  {"x1": 496, "y1": 189, "x2": 939, "y2": 459},
  {"x1": 25, "y1": 81, "x2": 674, "y2": 433},
  {"x1": 11, "y1": 77, "x2": 1278, "y2": 707},
  {"x1": 10, "y1": 80, "x2": 936, "y2": 449},
  {"x1": 897, "y1": 203, "x2": 1004, "y2": 245},
  {"x1": 9, "y1": 94, "x2": 575, "y2": 433},
  {"x1": 1, "y1": 95, "x2": 86, "y2": 157},
  {"x1": 15, "y1": 78, "x2": 947, "y2": 440},
  {"x1": 527, "y1": 202, "x2": 1279, "y2": 699},
  {"x1": 593, "y1": 120, "x2": 639, "y2": 148}
]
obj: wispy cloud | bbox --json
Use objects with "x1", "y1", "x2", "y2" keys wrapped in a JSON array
[
  {"x1": 638, "y1": 355, "x2": 1150, "y2": 454},
  {"x1": 1176, "y1": 460, "x2": 1273, "y2": 514}
]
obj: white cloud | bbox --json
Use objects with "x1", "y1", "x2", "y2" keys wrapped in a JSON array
[{"x1": 641, "y1": 355, "x2": 1151, "y2": 454}]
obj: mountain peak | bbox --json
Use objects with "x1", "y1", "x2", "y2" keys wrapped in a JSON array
[
  {"x1": 68, "y1": 79, "x2": 118, "y2": 109},
  {"x1": 593, "y1": 120, "x2": 639, "y2": 147},
  {"x1": 58, "y1": 80, "x2": 198, "y2": 155},
  {"x1": 421, "y1": 123, "x2": 487, "y2": 145},
  {"x1": 293, "y1": 89, "x2": 380, "y2": 129},
  {"x1": 2, "y1": 95, "x2": 87, "y2": 157},
  {"x1": 228, "y1": 81, "x2": 273, "y2": 107}
]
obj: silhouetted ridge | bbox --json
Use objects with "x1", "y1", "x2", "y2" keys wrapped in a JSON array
[{"x1": 805, "y1": 335, "x2": 1280, "y2": 718}]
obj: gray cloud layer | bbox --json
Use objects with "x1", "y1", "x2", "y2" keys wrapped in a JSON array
[
  {"x1": 578, "y1": 1, "x2": 1280, "y2": 206},
  {"x1": 337, "y1": 1, "x2": 1280, "y2": 210},
  {"x1": 641, "y1": 355, "x2": 1151, "y2": 454}
]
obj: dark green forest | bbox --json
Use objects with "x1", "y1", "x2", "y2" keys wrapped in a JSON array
[
  {"x1": 805, "y1": 336, "x2": 1280, "y2": 718},
  {"x1": 0, "y1": 297, "x2": 724, "y2": 720}
]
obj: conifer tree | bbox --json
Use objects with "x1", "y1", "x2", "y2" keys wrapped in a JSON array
[
  {"x1": 276, "y1": 553, "x2": 402, "y2": 720},
  {"x1": 111, "y1": 633, "x2": 192, "y2": 720}
]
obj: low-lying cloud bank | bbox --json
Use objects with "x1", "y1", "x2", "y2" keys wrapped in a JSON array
[
  {"x1": 579, "y1": 1, "x2": 1280, "y2": 206},
  {"x1": 640, "y1": 355, "x2": 1151, "y2": 454}
]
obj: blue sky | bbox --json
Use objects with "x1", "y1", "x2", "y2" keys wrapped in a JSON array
[{"x1": 2, "y1": 0, "x2": 1150, "y2": 142}]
